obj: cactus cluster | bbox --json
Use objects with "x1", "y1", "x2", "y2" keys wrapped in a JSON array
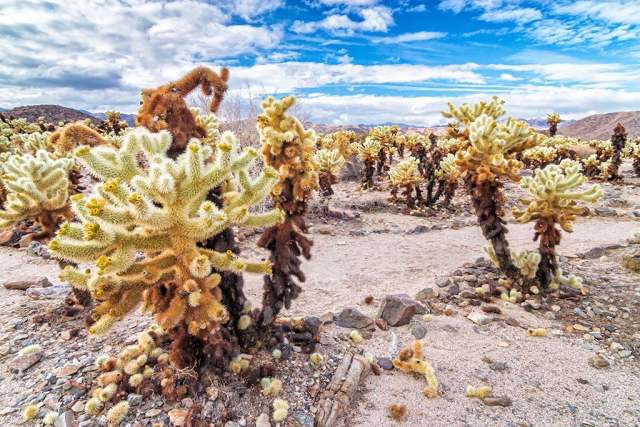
[
  {"x1": 546, "y1": 112, "x2": 562, "y2": 137},
  {"x1": 513, "y1": 159, "x2": 603, "y2": 290},
  {"x1": 314, "y1": 148, "x2": 345, "y2": 196},
  {"x1": 351, "y1": 138, "x2": 382, "y2": 189},
  {"x1": 388, "y1": 157, "x2": 423, "y2": 208},
  {"x1": 256, "y1": 95, "x2": 319, "y2": 327},
  {"x1": 50, "y1": 126, "x2": 280, "y2": 368}
]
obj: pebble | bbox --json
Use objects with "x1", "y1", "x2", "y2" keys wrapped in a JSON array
[
  {"x1": 127, "y1": 394, "x2": 143, "y2": 406},
  {"x1": 589, "y1": 356, "x2": 610, "y2": 368},
  {"x1": 467, "y1": 312, "x2": 492, "y2": 326},
  {"x1": 574, "y1": 308, "x2": 586, "y2": 318},
  {"x1": 146, "y1": 408, "x2": 162, "y2": 418},
  {"x1": 375, "y1": 357, "x2": 394, "y2": 370},
  {"x1": 483, "y1": 396, "x2": 512, "y2": 407},
  {"x1": 71, "y1": 400, "x2": 85, "y2": 412},
  {"x1": 288, "y1": 410, "x2": 314, "y2": 427},
  {"x1": 474, "y1": 370, "x2": 488, "y2": 381},
  {"x1": 57, "y1": 363, "x2": 81, "y2": 378},
  {"x1": 255, "y1": 413, "x2": 271, "y2": 427},
  {"x1": 435, "y1": 277, "x2": 452, "y2": 288},
  {"x1": 411, "y1": 324, "x2": 427, "y2": 339}
]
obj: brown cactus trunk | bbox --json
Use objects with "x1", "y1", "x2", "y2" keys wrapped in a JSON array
[
  {"x1": 534, "y1": 217, "x2": 561, "y2": 291},
  {"x1": 608, "y1": 122, "x2": 627, "y2": 180},
  {"x1": 362, "y1": 158, "x2": 376, "y2": 189},
  {"x1": 549, "y1": 123, "x2": 558, "y2": 137}
]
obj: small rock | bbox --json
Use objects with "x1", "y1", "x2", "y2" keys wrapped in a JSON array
[
  {"x1": 522, "y1": 300, "x2": 541, "y2": 310},
  {"x1": 375, "y1": 357, "x2": 394, "y2": 370},
  {"x1": 415, "y1": 288, "x2": 435, "y2": 300},
  {"x1": 3, "y1": 276, "x2": 51, "y2": 290},
  {"x1": 26, "y1": 285, "x2": 72, "y2": 300},
  {"x1": 319, "y1": 312, "x2": 334, "y2": 325},
  {"x1": 288, "y1": 410, "x2": 314, "y2": 427},
  {"x1": 411, "y1": 324, "x2": 427, "y2": 339},
  {"x1": 505, "y1": 318, "x2": 519, "y2": 327},
  {"x1": 378, "y1": 294, "x2": 419, "y2": 327},
  {"x1": 594, "y1": 207, "x2": 617, "y2": 217},
  {"x1": 589, "y1": 356, "x2": 610, "y2": 368},
  {"x1": 467, "y1": 312, "x2": 492, "y2": 326},
  {"x1": 318, "y1": 227, "x2": 331, "y2": 235},
  {"x1": 489, "y1": 361, "x2": 507, "y2": 372},
  {"x1": 9, "y1": 353, "x2": 41, "y2": 372},
  {"x1": 71, "y1": 400, "x2": 85, "y2": 412},
  {"x1": 54, "y1": 411, "x2": 74, "y2": 427},
  {"x1": 618, "y1": 350, "x2": 632, "y2": 358},
  {"x1": 145, "y1": 408, "x2": 162, "y2": 418},
  {"x1": 0, "y1": 344, "x2": 9, "y2": 356},
  {"x1": 127, "y1": 394, "x2": 143, "y2": 406},
  {"x1": 551, "y1": 305, "x2": 561, "y2": 312},
  {"x1": 255, "y1": 413, "x2": 271, "y2": 427},
  {"x1": 463, "y1": 275, "x2": 478, "y2": 283},
  {"x1": 0, "y1": 230, "x2": 17, "y2": 246},
  {"x1": 622, "y1": 249, "x2": 640, "y2": 271},
  {"x1": 447, "y1": 285, "x2": 460, "y2": 295},
  {"x1": 375, "y1": 318, "x2": 389, "y2": 331},
  {"x1": 573, "y1": 324, "x2": 589, "y2": 332},
  {"x1": 57, "y1": 363, "x2": 81, "y2": 378},
  {"x1": 0, "y1": 407, "x2": 18, "y2": 415},
  {"x1": 574, "y1": 308, "x2": 586, "y2": 318},
  {"x1": 435, "y1": 277, "x2": 452, "y2": 288},
  {"x1": 168, "y1": 409, "x2": 188, "y2": 426},
  {"x1": 19, "y1": 234, "x2": 35, "y2": 248},
  {"x1": 484, "y1": 396, "x2": 512, "y2": 407},
  {"x1": 335, "y1": 308, "x2": 374, "y2": 329},
  {"x1": 544, "y1": 312, "x2": 556, "y2": 320},
  {"x1": 474, "y1": 370, "x2": 488, "y2": 381}
]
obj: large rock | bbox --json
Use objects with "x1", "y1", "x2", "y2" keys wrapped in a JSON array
[
  {"x1": 8, "y1": 353, "x2": 41, "y2": 373},
  {"x1": 378, "y1": 294, "x2": 419, "y2": 327},
  {"x1": 3, "y1": 276, "x2": 51, "y2": 290},
  {"x1": 467, "y1": 312, "x2": 492, "y2": 326},
  {"x1": 0, "y1": 230, "x2": 18, "y2": 246},
  {"x1": 26, "y1": 284, "x2": 71, "y2": 300},
  {"x1": 334, "y1": 308, "x2": 373, "y2": 329},
  {"x1": 594, "y1": 207, "x2": 617, "y2": 217},
  {"x1": 54, "y1": 411, "x2": 75, "y2": 427}
]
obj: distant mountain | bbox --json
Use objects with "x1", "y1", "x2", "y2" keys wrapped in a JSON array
[
  {"x1": 0, "y1": 107, "x2": 5, "y2": 112},
  {"x1": 0, "y1": 105, "x2": 101, "y2": 126},
  {"x1": 518, "y1": 118, "x2": 576, "y2": 129},
  {"x1": 88, "y1": 112, "x2": 137, "y2": 126},
  {"x1": 304, "y1": 122, "x2": 448, "y2": 136},
  {"x1": 559, "y1": 111, "x2": 640, "y2": 141}
]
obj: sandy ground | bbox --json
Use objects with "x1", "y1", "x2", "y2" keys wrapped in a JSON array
[{"x1": 0, "y1": 172, "x2": 639, "y2": 427}]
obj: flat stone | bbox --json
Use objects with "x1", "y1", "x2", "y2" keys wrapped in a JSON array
[
  {"x1": 505, "y1": 317, "x2": 519, "y2": 327},
  {"x1": 475, "y1": 370, "x2": 488, "y2": 381},
  {"x1": 255, "y1": 413, "x2": 271, "y2": 427},
  {"x1": 467, "y1": 312, "x2": 492, "y2": 326},
  {"x1": 127, "y1": 394, "x2": 143, "y2": 406},
  {"x1": 375, "y1": 357, "x2": 394, "y2": 370},
  {"x1": 334, "y1": 308, "x2": 373, "y2": 329},
  {"x1": 9, "y1": 353, "x2": 41, "y2": 372},
  {"x1": 618, "y1": 350, "x2": 632, "y2": 358},
  {"x1": 54, "y1": 411, "x2": 74, "y2": 427},
  {"x1": 57, "y1": 363, "x2": 81, "y2": 378},
  {"x1": 415, "y1": 288, "x2": 435, "y2": 300},
  {"x1": 375, "y1": 318, "x2": 389, "y2": 331},
  {"x1": 319, "y1": 312, "x2": 334, "y2": 324},
  {"x1": 447, "y1": 285, "x2": 460, "y2": 295},
  {"x1": 489, "y1": 361, "x2": 507, "y2": 372},
  {"x1": 26, "y1": 285, "x2": 71, "y2": 300},
  {"x1": 318, "y1": 227, "x2": 331, "y2": 235},
  {"x1": 19, "y1": 234, "x2": 35, "y2": 248},
  {"x1": 411, "y1": 324, "x2": 427, "y2": 339},
  {"x1": 145, "y1": 408, "x2": 162, "y2": 418},
  {"x1": 573, "y1": 324, "x2": 589, "y2": 332},
  {"x1": 594, "y1": 207, "x2": 617, "y2": 217},
  {"x1": 0, "y1": 407, "x2": 18, "y2": 415},
  {"x1": 464, "y1": 275, "x2": 478, "y2": 282},
  {"x1": 3, "y1": 276, "x2": 51, "y2": 290},
  {"x1": 484, "y1": 396, "x2": 512, "y2": 407},
  {"x1": 578, "y1": 247, "x2": 607, "y2": 259},
  {"x1": 288, "y1": 410, "x2": 314, "y2": 427},
  {"x1": 435, "y1": 277, "x2": 452, "y2": 288},
  {"x1": 574, "y1": 308, "x2": 586, "y2": 318},
  {"x1": 622, "y1": 250, "x2": 640, "y2": 271},
  {"x1": 378, "y1": 294, "x2": 418, "y2": 327},
  {"x1": 589, "y1": 356, "x2": 610, "y2": 368},
  {"x1": 71, "y1": 400, "x2": 85, "y2": 412}
]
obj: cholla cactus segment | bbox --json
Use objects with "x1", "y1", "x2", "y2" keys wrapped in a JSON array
[
  {"x1": 598, "y1": 159, "x2": 613, "y2": 180},
  {"x1": 258, "y1": 95, "x2": 319, "y2": 202},
  {"x1": 388, "y1": 158, "x2": 423, "y2": 187},
  {"x1": 0, "y1": 150, "x2": 74, "y2": 238},
  {"x1": 514, "y1": 160, "x2": 603, "y2": 231},
  {"x1": 49, "y1": 128, "x2": 280, "y2": 341},
  {"x1": 513, "y1": 160, "x2": 602, "y2": 290},
  {"x1": 546, "y1": 113, "x2": 562, "y2": 125},
  {"x1": 455, "y1": 114, "x2": 545, "y2": 182},
  {"x1": 314, "y1": 149, "x2": 345, "y2": 196},
  {"x1": 191, "y1": 107, "x2": 220, "y2": 147},
  {"x1": 438, "y1": 137, "x2": 469, "y2": 154},
  {"x1": 442, "y1": 96, "x2": 506, "y2": 124},
  {"x1": 511, "y1": 249, "x2": 541, "y2": 279},
  {"x1": 319, "y1": 130, "x2": 356, "y2": 159},
  {"x1": 351, "y1": 138, "x2": 382, "y2": 189},
  {"x1": 435, "y1": 154, "x2": 465, "y2": 182}
]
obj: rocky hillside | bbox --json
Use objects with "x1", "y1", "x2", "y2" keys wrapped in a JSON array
[
  {"x1": 304, "y1": 122, "x2": 448, "y2": 135},
  {"x1": 0, "y1": 105, "x2": 101, "y2": 126},
  {"x1": 560, "y1": 111, "x2": 640, "y2": 141}
]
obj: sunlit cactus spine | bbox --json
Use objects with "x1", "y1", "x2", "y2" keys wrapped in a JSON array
[
  {"x1": 546, "y1": 112, "x2": 562, "y2": 137},
  {"x1": 513, "y1": 159, "x2": 603, "y2": 291},
  {"x1": 314, "y1": 148, "x2": 345, "y2": 196},
  {"x1": 388, "y1": 157, "x2": 423, "y2": 209},
  {"x1": 442, "y1": 96, "x2": 545, "y2": 289}
]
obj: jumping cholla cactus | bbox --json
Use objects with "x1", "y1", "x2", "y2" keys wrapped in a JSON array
[
  {"x1": 49, "y1": 128, "x2": 281, "y2": 367},
  {"x1": 319, "y1": 130, "x2": 356, "y2": 159},
  {"x1": 388, "y1": 157, "x2": 423, "y2": 209},
  {"x1": 513, "y1": 159, "x2": 603, "y2": 291},
  {"x1": 351, "y1": 138, "x2": 382, "y2": 189},
  {"x1": 546, "y1": 112, "x2": 562, "y2": 137},
  {"x1": 314, "y1": 148, "x2": 345, "y2": 196},
  {"x1": 582, "y1": 154, "x2": 600, "y2": 178},
  {"x1": 0, "y1": 150, "x2": 75, "y2": 239},
  {"x1": 442, "y1": 96, "x2": 545, "y2": 289},
  {"x1": 368, "y1": 125, "x2": 398, "y2": 177},
  {"x1": 627, "y1": 138, "x2": 640, "y2": 176},
  {"x1": 608, "y1": 121, "x2": 627, "y2": 180},
  {"x1": 256, "y1": 95, "x2": 319, "y2": 326},
  {"x1": 435, "y1": 154, "x2": 465, "y2": 207}
]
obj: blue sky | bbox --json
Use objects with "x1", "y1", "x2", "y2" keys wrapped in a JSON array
[{"x1": 1, "y1": 0, "x2": 639, "y2": 125}]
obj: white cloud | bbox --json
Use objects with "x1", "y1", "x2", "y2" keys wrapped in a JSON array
[
  {"x1": 301, "y1": 86, "x2": 640, "y2": 125},
  {"x1": 338, "y1": 54, "x2": 353, "y2": 64},
  {"x1": 438, "y1": 0, "x2": 503, "y2": 14},
  {"x1": 222, "y1": 0, "x2": 284, "y2": 20},
  {"x1": 488, "y1": 63, "x2": 640, "y2": 86},
  {"x1": 407, "y1": 5, "x2": 426, "y2": 12},
  {"x1": 479, "y1": 7, "x2": 542, "y2": 24},
  {"x1": 500, "y1": 73, "x2": 521, "y2": 81},
  {"x1": 0, "y1": 0, "x2": 282, "y2": 101},
  {"x1": 525, "y1": 19, "x2": 638, "y2": 46},
  {"x1": 374, "y1": 31, "x2": 448, "y2": 44},
  {"x1": 553, "y1": 1, "x2": 640, "y2": 25},
  {"x1": 291, "y1": 6, "x2": 394, "y2": 34},
  {"x1": 320, "y1": 0, "x2": 380, "y2": 5}
]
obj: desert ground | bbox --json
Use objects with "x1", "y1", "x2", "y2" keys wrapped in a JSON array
[{"x1": 0, "y1": 165, "x2": 638, "y2": 427}]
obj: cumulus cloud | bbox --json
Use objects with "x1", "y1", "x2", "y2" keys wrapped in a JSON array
[
  {"x1": 220, "y1": 0, "x2": 284, "y2": 20},
  {"x1": 291, "y1": 6, "x2": 394, "y2": 34},
  {"x1": 373, "y1": 31, "x2": 447, "y2": 44}
]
